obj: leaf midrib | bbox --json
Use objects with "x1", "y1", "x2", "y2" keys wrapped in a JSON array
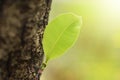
[{"x1": 46, "y1": 19, "x2": 79, "y2": 58}]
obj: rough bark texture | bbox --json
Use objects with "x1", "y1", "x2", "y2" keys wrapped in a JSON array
[{"x1": 0, "y1": 0, "x2": 52, "y2": 80}]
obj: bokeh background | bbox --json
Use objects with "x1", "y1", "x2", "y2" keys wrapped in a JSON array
[{"x1": 41, "y1": 0, "x2": 120, "y2": 80}]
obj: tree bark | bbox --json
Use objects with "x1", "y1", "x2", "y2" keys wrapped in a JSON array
[{"x1": 0, "y1": 0, "x2": 52, "y2": 80}]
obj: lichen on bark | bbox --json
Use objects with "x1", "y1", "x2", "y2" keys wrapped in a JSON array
[{"x1": 0, "y1": 0, "x2": 52, "y2": 80}]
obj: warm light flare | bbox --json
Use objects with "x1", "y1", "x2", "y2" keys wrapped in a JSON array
[{"x1": 102, "y1": 0, "x2": 120, "y2": 14}]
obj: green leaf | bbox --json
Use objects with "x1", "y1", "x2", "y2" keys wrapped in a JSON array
[{"x1": 42, "y1": 13, "x2": 82, "y2": 63}]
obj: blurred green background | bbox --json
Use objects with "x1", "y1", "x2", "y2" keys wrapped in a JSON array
[{"x1": 41, "y1": 0, "x2": 120, "y2": 80}]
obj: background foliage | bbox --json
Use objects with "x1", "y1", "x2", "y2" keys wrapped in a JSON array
[{"x1": 41, "y1": 0, "x2": 120, "y2": 80}]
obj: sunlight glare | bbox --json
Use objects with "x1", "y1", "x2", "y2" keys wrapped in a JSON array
[{"x1": 102, "y1": 0, "x2": 120, "y2": 14}]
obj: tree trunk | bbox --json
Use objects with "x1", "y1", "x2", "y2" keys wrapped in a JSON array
[{"x1": 0, "y1": 0, "x2": 52, "y2": 80}]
